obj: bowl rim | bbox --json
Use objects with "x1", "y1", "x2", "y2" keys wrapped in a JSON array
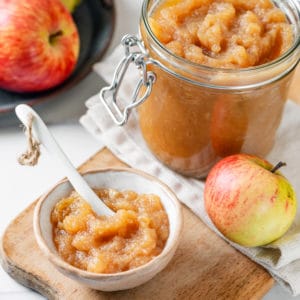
[{"x1": 33, "y1": 167, "x2": 183, "y2": 280}]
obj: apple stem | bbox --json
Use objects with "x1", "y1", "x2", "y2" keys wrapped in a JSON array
[
  {"x1": 271, "y1": 161, "x2": 286, "y2": 173},
  {"x1": 49, "y1": 30, "x2": 63, "y2": 45}
]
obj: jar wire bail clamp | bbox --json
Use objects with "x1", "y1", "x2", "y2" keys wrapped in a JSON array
[{"x1": 99, "y1": 34, "x2": 156, "y2": 126}]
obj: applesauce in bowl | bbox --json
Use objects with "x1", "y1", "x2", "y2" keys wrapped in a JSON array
[
  {"x1": 135, "y1": 0, "x2": 300, "y2": 178},
  {"x1": 51, "y1": 188, "x2": 169, "y2": 274},
  {"x1": 34, "y1": 168, "x2": 182, "y2": 291}
]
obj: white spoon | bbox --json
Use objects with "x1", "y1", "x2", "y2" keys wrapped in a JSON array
[{"x1": 15, "y1": 104, "x2": 114, "y2": 217}]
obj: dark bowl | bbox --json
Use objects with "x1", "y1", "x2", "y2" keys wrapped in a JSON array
[{"x1": 0, "y1": 0, "x2": 115, "y2": 114}]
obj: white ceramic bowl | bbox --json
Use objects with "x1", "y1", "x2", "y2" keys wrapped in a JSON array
[{"x1": 33, "y1": 168, "x2": 182, "y2": 291}]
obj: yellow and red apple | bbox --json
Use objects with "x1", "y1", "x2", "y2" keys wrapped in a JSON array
[
  {"x1": 204, "y1": 154, "x2": 297, "y2": 247},
  {"x1": 0, "y1": 0, "x2": 79, "y2": 93},
  {"x1": 61, "y1": 0, "x2": 81, "y2": 12}
]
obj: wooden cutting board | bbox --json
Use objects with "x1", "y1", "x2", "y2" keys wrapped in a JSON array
[
  {"x1": 0, "y1": 148, "x2": 274, "y2": 300},
  {"x1": 1, "y1": 66, "x2": 299, "y2": 300}
]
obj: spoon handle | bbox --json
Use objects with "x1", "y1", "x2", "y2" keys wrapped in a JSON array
[{"x1": 15, "y1": 104, "x2": 114, "y2": 216}]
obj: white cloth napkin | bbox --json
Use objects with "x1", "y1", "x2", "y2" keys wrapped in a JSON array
[{"x1": 80, "y1": 45, "x2": 300, "y2": 296}]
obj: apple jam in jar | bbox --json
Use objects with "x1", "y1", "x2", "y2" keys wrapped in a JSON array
[
  {"x1": 51, "y1": 188, "x2": 169, "y2": 273},
  {"x1": 100, "y1": 0, "x2": 300, "y2": 178}
]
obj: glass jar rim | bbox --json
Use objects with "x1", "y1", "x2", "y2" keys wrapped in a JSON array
[{"x1": 141, "y1": 0, "x2": 300, "y2": 77}]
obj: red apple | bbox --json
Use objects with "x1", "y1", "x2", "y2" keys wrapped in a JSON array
[
  {"x1": 0, "y1": 0, "x2": 79, "y2": 93},
  {"x1": 204, "y1": 154, "x2": 297, "y2": 247}
]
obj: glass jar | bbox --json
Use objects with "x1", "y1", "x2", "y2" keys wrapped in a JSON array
[{"x1": 101, "y1": 0, "x2": 300, "y2": 178}]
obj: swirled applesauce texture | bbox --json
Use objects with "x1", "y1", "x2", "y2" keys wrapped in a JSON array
[
  {"x1": 149, "y1": 0, "x2": 293, "y2": 68},
  {"x1": 51, "y1": 189, "x2": 169, "y2": 273}
]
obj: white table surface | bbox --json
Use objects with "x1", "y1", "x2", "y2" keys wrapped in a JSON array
[{"x1": 0, "y1": 1, "x2": 298, "y2": 299}]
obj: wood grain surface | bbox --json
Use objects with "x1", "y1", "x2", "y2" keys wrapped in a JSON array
[
  {"x1": 1, "y1": 149, "x2": 274, "y2": 300},
  {"x1": 0, "y1": 65, "x2": 299, "y2": 300}
]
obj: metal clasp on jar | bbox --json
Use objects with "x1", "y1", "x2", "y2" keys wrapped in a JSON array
[{"x1": 99, "y1": 35, "x2": 156, "y2": 126}]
